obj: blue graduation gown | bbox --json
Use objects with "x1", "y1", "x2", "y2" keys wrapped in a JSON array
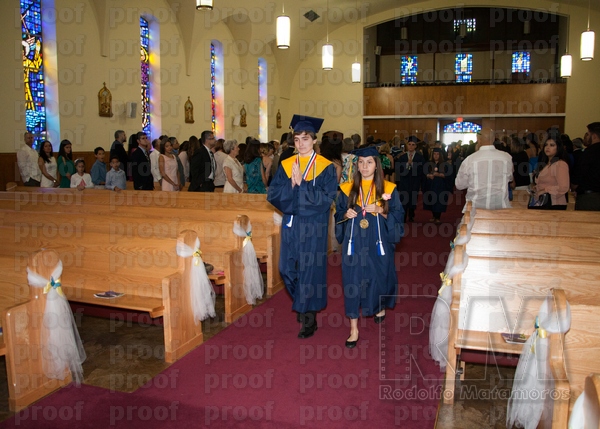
[
  {"x1": 267, "y1": 155, "x2": 338, "y2": 313},
  {"x1": 334, "y1": 182, "x2": 404, "y2": 319},
  {"x1": 423, "y1": 161, "x2": 450, "y2": 214}
]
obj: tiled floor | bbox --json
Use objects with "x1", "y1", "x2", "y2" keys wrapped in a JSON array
[{"x1": 0, "y1": 295, "x2": 517, "y2": 428}]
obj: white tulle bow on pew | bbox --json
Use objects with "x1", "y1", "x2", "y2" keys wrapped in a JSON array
[
  {"x1": 428, "y1": 201, "x2": 475, "y2": 370},
  {"x1": 233, "y1": 220, "x2": 264, "y2": 305},
  {"x1": 26, "y1": 260, "x2": 86, "y2": 385},
  {"x1": 507, "y1": 295, "x2": 571, "y2": 429},
  {"x1": 176, "y1": 237, "x2": 216, "y2": 322}
]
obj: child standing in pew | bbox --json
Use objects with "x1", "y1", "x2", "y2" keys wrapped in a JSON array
[
  {"x1": 70, "y1": 159, "x2": 93, "y2": 190},
  {"x1": 105, "y1": 155, "x2": 127, "y2": 191},
  {"x1": 90, "y1": 146, "x2": 107, "y2": 187}
]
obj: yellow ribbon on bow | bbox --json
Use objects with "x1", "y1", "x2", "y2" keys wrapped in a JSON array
[
  {"x1": 531, "y1": 316, "x2": 547, "y2": 354},
  {"x1": 193, "y1": 249, "x2": 202, "y2": 266},
  {"x1": 438, "y1": 272, "x2": 452, "y2": 295},
  {"x1": 243, "y1": 231, "x2": 252, "y2": 248},
  {"x1": 43, "y1": 276, "x2": 65, "y2": 298}
]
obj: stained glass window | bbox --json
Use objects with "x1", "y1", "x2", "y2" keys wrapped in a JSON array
[
  {"x1": 455, "y1": 53, "x2": 473, "y2": 83},
  {"x1": 21, "y1": 0, "x2": 46, "y2": 149},
  {"x1": 443, "y1": 122, "x2": 481, "y2": 133},
  {"x1": 140, "y1": 17, "x2": 150, "y2": 135},
  {"x1": 453, "y1": 19, "x2": 476, "y2": 33},
  {"x1": 400, "y1": 56, "x2": 418, "y2": 84},
  {"x1": 211, "y1": 43, "x2": 216, "y2": 133},
  {"x1": 512, "y1": 51, "x2": 531, "y2": 73}
]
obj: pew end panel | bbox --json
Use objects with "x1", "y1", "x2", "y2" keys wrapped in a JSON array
[
  {"x1": 2, "y1": 250, "x2": 72, "y2": 412},
  {"x1": 266, "y1": 232, "x2": 283, "y2": 297},
  {"x1": 162, "y1": 230, "x2": 205, "y2": 364}
]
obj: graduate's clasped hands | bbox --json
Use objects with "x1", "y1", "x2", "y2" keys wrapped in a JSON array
[{"x1": 291, "y1": 161, "x2": 302, "y2": 187}]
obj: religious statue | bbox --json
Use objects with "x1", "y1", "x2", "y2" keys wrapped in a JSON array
[
  {"x1": 276, "y1": 109, "x2": 282, "y2": 128},
  {"x1": 240, "y1": 105, "x2": 247, "y2": 127},
  {"x1": 98, "y1": 83, "x2": 113, "y2": 117},
  {"x1": 184, "y1": 97, "x2": 194, "y2": 123}
]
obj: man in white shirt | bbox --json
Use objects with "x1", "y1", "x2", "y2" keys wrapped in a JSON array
[
  {"x1": 150, "y1": 138, "x2": 162, "y2": 186},
  {"x1": 455, "y1": 128, "x2": 514, "y2": 209},
  {"x1": 16, "y1": 131, "x2": 42, "y2": 186}
]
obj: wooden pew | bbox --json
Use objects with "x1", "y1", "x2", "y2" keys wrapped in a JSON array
[
  {"x1": 443, "y1": 204, "x2": 600, "y2": 404},
  {"x1": 0, "y1": 189, "x2": 284, "y2": 296}
]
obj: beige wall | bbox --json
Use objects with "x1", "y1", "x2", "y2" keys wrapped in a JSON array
[{"x1": 2, "y1": 0, "x2": 599, "y2": 153}]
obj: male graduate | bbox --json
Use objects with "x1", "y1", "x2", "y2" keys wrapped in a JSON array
[{"x1": 267, "y1": 115, "x2": 338, "y2": 339}]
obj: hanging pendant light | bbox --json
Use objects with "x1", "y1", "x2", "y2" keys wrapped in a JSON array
[
  {"x1": 581, "y1": 0, "x2": 595, "y2": 60},
  {"x1": 322, "y1": 0, "x2": 333, "y2": 70},
  {"x1": 276, "y1": 5, "x2": 290, "y2": 49},
  {"x1": 196, "y1": 0, "x2": 213, "y2": 10}
]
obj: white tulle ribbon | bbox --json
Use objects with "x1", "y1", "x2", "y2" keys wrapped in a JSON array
[
  {"x1": 507, "y1": 295, "x2": 571, "y2": 429},
  {"x1": 273, "y1": 212, "x2": 282, "y2": 226},
  {"x1": 428, "y1": 247, "x2": 469, "y2": 370},
  {"x1": 232, "y1": 221, "x2": 264, "y2": 305},
  {"x1": 175, "y1": 237, "x2": 216, "y2": 323},
  {"x1": 27, "y1": 260, "x2": 86, "y2": 385},
  {"x1": 568, "y1": 390, "x2": 585, "y2": 429}
]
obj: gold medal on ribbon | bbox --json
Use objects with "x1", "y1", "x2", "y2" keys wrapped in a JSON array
[{"x1": 360, "y1": 218, "x2": 369, "y2": 229}]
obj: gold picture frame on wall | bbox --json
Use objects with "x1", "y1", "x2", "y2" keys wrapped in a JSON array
[
  {"x1": 185, "y1": 96, "x2": 194, "y2": 123},
  {"x1": 98, "y1": 82, "x2": 113, "y2": 117}
]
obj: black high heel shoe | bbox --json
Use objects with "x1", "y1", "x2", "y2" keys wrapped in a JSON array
[{"x1": 374, "y1": 312, "x2": 386, "y2": 324}]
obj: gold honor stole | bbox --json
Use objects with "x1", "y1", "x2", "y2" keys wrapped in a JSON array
[
  {"x1": 281, "y1": 154, "x2": 332, "y2": 180},
  {"x1": 340, "y1": 180, "x2": 397, "y2": 216}
]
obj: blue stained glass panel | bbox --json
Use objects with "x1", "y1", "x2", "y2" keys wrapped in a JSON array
[
  {"x1": 443, "y1": 122, "x2": 482, "y2": 133},
  {"x1": 211, "y1": 43, "x2": 216, "y2": 133},
  {"x1": 21, "y1": 0, "x2": 46, "y2": 149},
  {"x1": 455, "y1": 53, "x2": 473, "y2": 83},
  {"x1": 512, "y1": 51, "x2": 531, "y2": 73},
  {"x1": 400, "y1": 55, "x2": 417, "y2": 84}
]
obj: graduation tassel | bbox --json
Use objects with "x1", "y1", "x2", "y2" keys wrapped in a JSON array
[
  {"x1": 286, "y1": 215, "x2": 293, "y2": 228},
  {"x1": 347, "y1": 219, "x2": 355, "y2": 255},
  {"x1": 376, "y1": 214, "x2": 385, "y2": 256}
]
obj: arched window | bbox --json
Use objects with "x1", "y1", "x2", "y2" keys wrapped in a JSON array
[
  {"x1": 140, "y1": 17, "x2": 151, "y2": 135},
  {"x1": 21, "y1": 0, "x2": 46, "y2": 149}
]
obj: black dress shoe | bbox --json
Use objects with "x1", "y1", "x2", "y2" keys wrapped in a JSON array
[
  {"x1": 296, "y1": 312, "x2": 302, "y2": 323},
  {"x1": 298, "y1": 311, "x2": 318, "y2": 339},
  {"x1": 345, "y1": 336, "x2": 359, "y2": 349},
  {"x1": 374, "y1": 313, "x2": 386, "y2": 324}
]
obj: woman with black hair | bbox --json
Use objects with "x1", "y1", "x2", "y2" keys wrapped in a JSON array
[
  {"x1": 38, "y1": 140, "x2": 58, "y2": 187},
  {"x1": 511, "y1": 136, "x2": 531, "y2": 190},
  {"x1": 244, "y1": 140, "x2": 267, "y2": 194},
  {"x1": 57, "y1": 139, "x2": 75, "y2": 188},
  {"x1": 319, "y1": 136, "x2": 343, "y2": 182},
  {"x1": 423, "y1": 148, "x2": 449, "y2": 223},
  {"x1": 335, "y1": 146, "x2": 404, "y2": 348},
  {"x1": 530, "y1": 131, "x2": 570, "y2": 210}
]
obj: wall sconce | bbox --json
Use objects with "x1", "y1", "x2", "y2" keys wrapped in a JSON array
[{"x1": 196, "y1": 0, "x2": 213, "y2": 10}]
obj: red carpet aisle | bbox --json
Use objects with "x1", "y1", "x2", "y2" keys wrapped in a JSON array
[{"x1": 1, "y1": 192, "x2": 464, "y2": 429}]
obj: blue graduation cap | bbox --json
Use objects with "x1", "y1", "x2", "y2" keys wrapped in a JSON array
[
  {"x1": 351, "y1": 146, "x2": 380, "y2": 158},
  {"x1": 290, "y1": 114, "x2": 324, "y2": 134}
]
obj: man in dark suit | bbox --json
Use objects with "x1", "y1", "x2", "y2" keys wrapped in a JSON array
[
  {"x1": 130, "y1": 131, "x2": 154, "y2": 190},
  {"x1": 189, "y1": 130, "x2": 216, "y2": 192},
  {"x1": 395, "y1": 138, "x2": 426, "y2": 222},
  {"x1": 110, "y1": 130, "x2": 128, "y2": 173}
]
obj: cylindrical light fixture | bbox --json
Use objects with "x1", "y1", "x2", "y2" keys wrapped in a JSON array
[
  {"x1": 352, "y1": 61, "x2": 361, "y2": 83},
  {"x1": 401, "y1": 27, "x2": 408, "y2": 40},
  {"x1": 322, "y1": 44, "x2": 333, "y2": 70},
  {"x1": 560, "y1": 54, "x2": 572, "y2": 77},
  {"x1": 276, "y1": 15, "x2": 290, "y2": 49},
  {"x1": 196, "y1": 0, "x2": 213, "y2": 10},
  {"x1": 581, "y1": 30, "x2": 595, "y2": 60}
]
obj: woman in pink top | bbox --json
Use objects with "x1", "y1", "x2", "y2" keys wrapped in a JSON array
[
  {"x1": 531, "y1": 131, "x2": 570, "y2": 209},
  {"x1": 159, "y1": 139, "x2": 180, "y2": 191}
]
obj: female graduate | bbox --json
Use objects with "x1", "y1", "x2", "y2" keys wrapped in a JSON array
[
  {"x1": 267, "y1": 115, "x2": 338, "y2": 339},
  {"x1": 335, "y1": 146, "x2": 404, "y2": 348},
  {"x1": 423, "y1": 148, "x2": 450, "y2": 224}
]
